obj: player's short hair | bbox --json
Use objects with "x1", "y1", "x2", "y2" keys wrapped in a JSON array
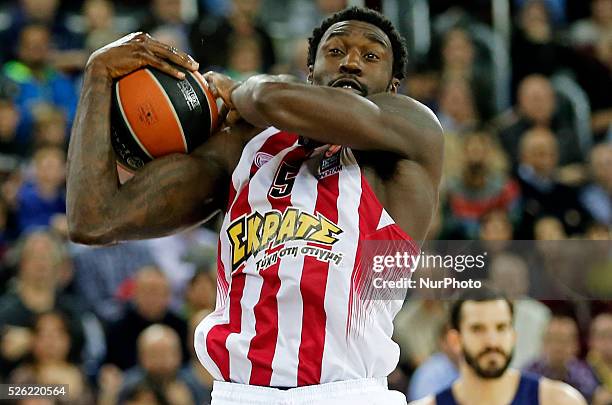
[
  {"x1": 307, "y1": 6, "x2": 409, "y2": 80},
  {"x1": 450, "y1": 286, "x2": 514, "y2": 331}
]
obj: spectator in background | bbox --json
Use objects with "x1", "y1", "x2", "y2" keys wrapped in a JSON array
[
  {"x1": 525, "y1": 315, "x2": 600, "y2": 403},
  {"x1": 581, "y1": 143, "x2": 612, "y2": 226},
  {"x1": 515, "y1": 128, "x2": 590, "y2": 237},
  {"x1": 511, "y1": 0, "x2": 571, "y2": 91},
  {"x1": 478, "y1": 209, "x2": 515, "y2": 240},
  {"x1": 394, "y1": 265, "x2": 449, "y2": 369},
  {"x1": 9, "y1": 311, "x2": 93, "y2": 404},
  {"x1": 407, "y1": 324, "x2": 460, "y2": 401},
  {"x1": 0, "y1": 99, "x2": 25, "y2": 165},
  {"x1": 439, "y1": 27, "x2": 495, "y2": 121},
  {"x1": 105, "y1": 266, "x2": 189, "y2": 371},
  {"x1": 72, "y1": 241, "x2": 156, "y2": 324},
  {"x1": 30, "y1": 104, "x2": 67, "y2": 153},
  {"x1": 588, "y1": 313, "x2": 612, "y2": 404},
  {"x1": 225, "y1": 35, "x2": 264, "y2": 81},
  {"x1": 54, "y1": 0, "x2": 123, "y2": 74},
  {"x1": 189, "y1": 0, "x2": 276, "y2": 72},
  {"x1": 80, "y1": 0, "x2": 122, "y2": 54},
  {"x1": 488, "y1": 253, "x2": 551, "y2": 368},
  {"x1": 497, "y1": 75, "x2": 581, "y2": 168},
  {"x1": 570, "y1": 0, "x2": 612, "y2": 50},
  {"x1": 584, "y1": 31, "x2": 612, "y2": 140},
  {"x1": 534, "y1": 216, "x2": 568, "y2": 239},
  {"x1": 436, "y1": 78, "x2": 480, "y2": 135},
  {"x1": 404, "y1": 63, "x2": 440, "y2": 112},
  {"x1": 118, "y1": 325, "x2": 201, "y2": 405},
  {"x1": 0, "y1": 0, "x2": 80, "y2": 63},
  {"x1": 184, "y1": 310, "x2": 213, "y2": 404},
  {"x1": 2, "y1": 24, "x2": 77, "y2": 143},
  {"x1": 140, "y1": 0, "x2": 192, "y2": 55},
  {"x1": 281, "y1": 38, "x2": 310, "y2": 82},
  {"x1": 145, "y1": 227, "x2": 217, "y2": 312},
  {"x1": 286, "y1": 0, "x2": 348, "y2": 38},
  {"x1": 0, "y1": 231, "x2": 84, "y2": 377},
  {"x1": 183, "y1": 270, "x2": 216, "y2": 320},
  {"x1": 14, "y1": 147, "x2": 66, "y2": 235},
  {"x1": 444, "y1": 132, "x2": 520, "y2": 239}
]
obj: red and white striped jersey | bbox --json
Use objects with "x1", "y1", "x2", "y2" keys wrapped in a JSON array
[{"x1": 195, "y1": 127, "x2": 419, "y2": 387}]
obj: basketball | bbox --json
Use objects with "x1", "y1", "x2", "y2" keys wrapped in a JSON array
[{"x1": 110, "y1": 65, "x2": 219, "y2": 172}]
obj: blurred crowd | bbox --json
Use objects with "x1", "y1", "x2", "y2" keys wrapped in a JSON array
[{"x1": 0, "y1": 0, "x2": 610, "y2": 404}]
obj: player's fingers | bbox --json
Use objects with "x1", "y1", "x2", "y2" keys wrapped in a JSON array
[
  {"x1": 203, "y1": 72, "x2": 220, "y2": 98},
  {"x1": 147, "y1": 39, "x2": 199, "y2": 71},
  {"x1": 139, "y1": 52, "x2": 185, "y2": 80}
]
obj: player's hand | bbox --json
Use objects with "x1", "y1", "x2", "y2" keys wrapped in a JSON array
[
  {"x1": 86, "y1": 32, "x2": 199, "y2": 81},
  {"x1": 203, "y1": 71, "x2": 242, "y2": 125},
  {"x1": 203, "y1": 71, "x2": 239, "y2": 109}
]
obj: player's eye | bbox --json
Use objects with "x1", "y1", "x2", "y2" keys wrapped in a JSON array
[
  {"x1": 365, "y1": 52, "x2": 380, "y2": 60},
  {"x1": 329, "y1": 48, "x2": 343, "y2": 55}
]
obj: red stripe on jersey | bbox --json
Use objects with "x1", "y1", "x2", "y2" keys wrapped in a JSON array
[
  {"x1": 206, "y1": 180, "x2": 251, "y2": 380},
  {"x1": 206, "y1": 135, "x2": 296, "y2": 381},
  {"x1": 347, "y1": 174, "x2": 384, "y2": 336},
  {"x1": 296, "y1": 171, "x2": 340, "y2": 386},
  {"x1": 347, "y1": 174, "x2": 417, "y2": 336},
  {"x1": 216, "y1": 241, "x2": 229, "y2": 304},
  {"x1": 206, "y1": 267, "x2": 246, "y2": 380},
  {"x1": 248, "y1": 142, "x2": 306, "y2": 386}
]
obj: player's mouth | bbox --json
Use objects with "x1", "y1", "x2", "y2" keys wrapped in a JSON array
[{"x1": 330, "y1": 77, "x2": 366, "y2": 96}]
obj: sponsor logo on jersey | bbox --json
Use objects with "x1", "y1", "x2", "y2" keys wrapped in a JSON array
[
  {"x1": 317, "y1": 150, "x2": 342, "y2": 179},
  {"x1": 226, "y1": 208, "x2": 343, "y2": 272}
]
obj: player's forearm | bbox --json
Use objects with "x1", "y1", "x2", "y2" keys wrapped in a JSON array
[
  {"x1": 66, "y1": 64, "x2": 120, "y2": 244},
  {"x1": 232, "y1": 74, "x2": 390, "y2": 150},
  {"x1": 232, "y1": 75, "x2": 443, "y2": 164}
]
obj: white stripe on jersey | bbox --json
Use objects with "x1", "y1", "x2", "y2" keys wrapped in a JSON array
[
  {"x1": 320, "y1": 148, "x2": 362, "y2": 382},
  {"x1": 269, "y1": 160, "x2": 318, "y2": 387},
  {"x1": 227, "y1": 140, "x2": 301, "y2": 384}
]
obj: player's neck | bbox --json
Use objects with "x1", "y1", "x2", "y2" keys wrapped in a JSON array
[{"x1": 454, "y1": 367, "x2": 520, "y2": 405}]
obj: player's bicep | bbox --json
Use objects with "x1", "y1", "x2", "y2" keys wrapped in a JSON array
[
  {"x1": 106, "y1": 153, "x2": 225, "y2": 242},
  {"x1": 369, "y1": 93, "x2": 444, "y2": 168}
]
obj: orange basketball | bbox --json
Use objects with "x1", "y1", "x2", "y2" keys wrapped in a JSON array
[{"x1": 110, "y1": 65, "x2": 219, "y2": 172}]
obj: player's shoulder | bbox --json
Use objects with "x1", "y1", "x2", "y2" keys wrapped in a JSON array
[
  {"x1": 368, "y1": 93, "x2": 442, "y2": 131},
  {"x1": 539, "y1": 377, "x2": 588, "y2": 405},
  {"x1": 408, "y1": 395, "x2": 436, "y2": 405}
]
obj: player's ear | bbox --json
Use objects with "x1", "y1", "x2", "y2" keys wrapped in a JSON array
[
  {"x1": 389, "y1": 78, "x2": 400, "y2": 93},
  {"x1": 307, "y1": 66, "x2": 314, "y2": 84}
]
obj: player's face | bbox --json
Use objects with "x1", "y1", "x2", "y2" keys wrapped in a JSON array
[
  {"x1": 310, "y1": 20, "x2": 398, "y2": 97},
  {"x1": 459, "y1": 300, "x2": 515, "y2": 379}
]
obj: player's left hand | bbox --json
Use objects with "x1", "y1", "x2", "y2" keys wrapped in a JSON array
[{"x1": 203, "y1": 71, "x2": 242, "y2": 126}]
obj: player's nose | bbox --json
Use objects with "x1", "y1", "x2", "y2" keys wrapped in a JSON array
[{"x1": 339, "y1": 50, "x2": 362, "y2": 75}]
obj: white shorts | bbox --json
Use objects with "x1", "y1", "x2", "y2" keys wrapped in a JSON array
[{"x1": 210, "y1": 377, "x2": 408, "y2": 405}]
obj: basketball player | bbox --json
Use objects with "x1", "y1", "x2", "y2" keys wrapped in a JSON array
[
  {"x1": 67, "y1": 7, "x2": 443, "y2": 404},
  {"x1": 409, "y1": 288, "x2": 586, "y2": 405}
]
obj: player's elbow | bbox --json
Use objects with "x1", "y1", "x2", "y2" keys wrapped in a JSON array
[{"x1": 67, "y1": 211, "x2": 114, "y2": 245}]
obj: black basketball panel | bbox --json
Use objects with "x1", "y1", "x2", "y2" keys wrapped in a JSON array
[{"x1": 148, "y1": 67, "x2": 212, "y2": 152}]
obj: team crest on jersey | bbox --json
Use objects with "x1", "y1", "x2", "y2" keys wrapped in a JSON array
[
  {"x1": 226, "y1": 208, "x2": 344, "y2": 272},
  {"x1": 254, "y1": 152, "x2": 274, "y2": 168}
]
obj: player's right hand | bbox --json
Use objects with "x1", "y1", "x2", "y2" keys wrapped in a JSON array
[{"x1": 85, "y1": 32, "x2": 199, "y2": 81}]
